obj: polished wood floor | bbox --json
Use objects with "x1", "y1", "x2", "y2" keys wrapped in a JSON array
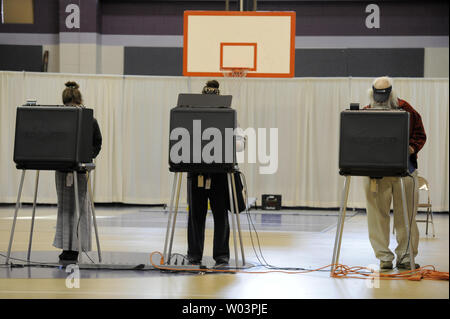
[{"x1": 0, "y1": 205, "x2": 448, "y2": 299}]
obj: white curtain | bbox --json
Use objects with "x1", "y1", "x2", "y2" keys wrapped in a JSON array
[{"x1": 0, "y1": 72, "x2": 448, "y2": 211}]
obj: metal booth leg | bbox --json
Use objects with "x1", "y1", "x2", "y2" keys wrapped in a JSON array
[
  {"x1": 73, "y1": 171, "x2": 82, "y2": 263},
  {"x1": 227, "y1": 173, "x2": 239, "y2": 268},
  {"x1": 163, "y1": 172, "x2": 179, "y2": 264},
  {"x1": 6, "y1": 170, "x2": 26, "y2": 265},
  {"x1": 27, "y1": 170, "x2": 40, "y2": 262},
  {"x1": 231, "y1": 173, "x2": 246, "y2": 266},
  {"x1": 167, "y1": 172, "x2": 183, "y2": 265},
  {"x1": 400, "y1": 177, "x2": 416, "y2": 271},
  {"x1": 87, "y1": 171, "x2": 102, "y2": 263},
  {"x1": 331, "y1": 176, "x2": 351, "y2": 276},
  {"x1": 430, "y1": 209, "x2": 436, "y2": 238}
]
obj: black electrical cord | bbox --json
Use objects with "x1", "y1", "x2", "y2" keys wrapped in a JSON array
[
  {"x1": 0, "y1": 252, "x2": 61, "y2": 268},
  {"x1": 163, "y1": 172, "x2": 326, "y2": 273},
  {"x1": 238, "y1": 171, "x2": 332, "y2": 273},
  {"x1": 238, "y1": 171, "x2": 272, "y2": 267},
  {"x1": 82, "y1": 250, "x2": 96, "y2": 264},
  {"x1": 0, "y1": 253, "x2": 158, "y2": 272}
]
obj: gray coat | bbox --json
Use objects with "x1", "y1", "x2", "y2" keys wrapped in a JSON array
[{"x1": 53, "y1": 171, "x2": 92, "y2": 252}]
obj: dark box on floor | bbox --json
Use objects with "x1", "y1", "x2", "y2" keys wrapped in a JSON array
[{"x1": 262, "y1": 194, "x2": 282, "y2": 210}]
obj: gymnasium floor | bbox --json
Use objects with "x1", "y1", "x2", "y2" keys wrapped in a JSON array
[{"x1": 0, "y1": 204, "x2": 448, "y2": 299}]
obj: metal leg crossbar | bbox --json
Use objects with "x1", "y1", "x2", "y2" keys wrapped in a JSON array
[
  {"x1": 5, "y1": 167, "x2": 102, "y2": 265},
  {"x1": 163, "y1": 172, "x2": 246, "y2": 268},
  {"x1": 330, "y1": 176, "x2": 416, "y2": 275}
]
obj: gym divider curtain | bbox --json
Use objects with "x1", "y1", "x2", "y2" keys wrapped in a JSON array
[{"x1": 0, "y1": 72, "x2": 448, "y2": 211}]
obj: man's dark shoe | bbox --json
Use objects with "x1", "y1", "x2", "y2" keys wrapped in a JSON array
[
  {"x1": 187, "y1": 256, "x2": 202, "y2": 265},
  {"x1": 214, "y1": 258, "x2": 229, "y2": 267},
  {"x1": 396, "y1": 262, "x2": 420, "y2": 270},
  {"x1": 380, "y1": 260, "x2": 393, "y2": 270}
]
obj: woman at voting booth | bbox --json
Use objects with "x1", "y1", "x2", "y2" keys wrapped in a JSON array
[
  {"x1": 186, "y1": 80, "x2": 245, "y2": 266},
  {"x1": 53, "y1": 81, "x2": 102, "y2": 262}
]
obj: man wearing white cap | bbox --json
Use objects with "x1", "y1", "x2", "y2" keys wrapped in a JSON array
[{"x1": 363, "y1": 76, "x2": 427, "y2": 270}]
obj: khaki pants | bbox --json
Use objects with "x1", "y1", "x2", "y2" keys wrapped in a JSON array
[{"x1": 363, "y1": 171, "x2": 419, "y2": 263}]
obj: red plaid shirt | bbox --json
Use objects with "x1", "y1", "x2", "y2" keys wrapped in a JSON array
[{"x1": 364, "y1": 98, "x2": 427, "y2": 168}]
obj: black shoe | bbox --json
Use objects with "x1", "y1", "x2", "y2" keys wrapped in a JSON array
[
  {"x1": 187, "y1": 256, "x2": 202, "y2": 265},
  {"x1": 59, "y1": 250, "x2": 78, "y2": 261},
  {"x1": 380, "y1": 260, "x2": 393, "y2": 270},
  {"x1": 58, "y1": 251, "x2": 67, "y2": 260},
  {"x1": 214, "y1": 258, "x2": 229, "y2": 266},
  {"x1": 396, "y1": 262, "x2": 420, "y2": 270}
]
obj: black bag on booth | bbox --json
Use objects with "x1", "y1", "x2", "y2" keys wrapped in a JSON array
[{"x1": 226, "y1": 172, "x2": 247, "y2": 214}]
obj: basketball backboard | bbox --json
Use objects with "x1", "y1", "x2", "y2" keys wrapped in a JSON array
[{"x1": 183, "y1": 11, "x2": 296, "y2": 78}]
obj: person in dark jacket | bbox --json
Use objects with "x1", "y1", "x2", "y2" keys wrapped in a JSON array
[
  {"x1": 363, "y1": 76, "x2": 426, "y2": 270},
  {"x1": 53, "y1": 81, "x2": 102, "y2": 262},
  {"x1": 186, "y1": 80, "x2": 245, "y2": 266}
]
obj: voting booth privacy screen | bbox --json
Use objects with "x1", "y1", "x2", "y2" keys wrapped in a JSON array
[
  {"x1": 177, "y1": 93, "x2": 233, "y2": 108},
  {"x1": 339, "y1": 110, "x2": 410, "y2": 177},
  {"x1": 13, "y1": 106, "x2": 93, "y2": 170},
  {"x1": 169, "y1": 94, "x2": 237, "y2": 173}
]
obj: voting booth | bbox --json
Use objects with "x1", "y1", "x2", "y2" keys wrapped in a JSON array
[
  {"x1": 169, "y1": 93, "x2": 236, "y2": 173},
  {"x1": 339, "y1": 110, "x2": 410, "y2": 177},
  {"x1": 6, "y1": 105, "x2": 101, "y2": 265},
  {"x1": 13, "y1": 106, "x2": 93, "y2": 170},
  {"x1": 331, "y1": 109, "x2": 417, "y2": 274}
]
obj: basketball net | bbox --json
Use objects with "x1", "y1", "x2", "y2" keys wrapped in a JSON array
[{"x1": 221, "y1": 68, "x2": 248, "y2": 101}]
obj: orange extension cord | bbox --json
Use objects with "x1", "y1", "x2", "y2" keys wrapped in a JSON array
[
  {"x1": 331, "y1": 264, "x2": 449, "y2": 281},
  {"x1": 150, "y1": 251, "x2": 449, "y2": 281}
]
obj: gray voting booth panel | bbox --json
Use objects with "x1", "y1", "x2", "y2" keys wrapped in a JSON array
[
  {"x1": 169, "y1": 94, "x2": 236, "y2": 173},
  {"x1": 13, "y1": 106, "x2": 93, "y2": 170},
  {"x1": 339, "y1": 110, "x2": 410, "y2": 177},
  {"x1": 169, "y1": 107, "x2": 237, "y2": 173}
]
